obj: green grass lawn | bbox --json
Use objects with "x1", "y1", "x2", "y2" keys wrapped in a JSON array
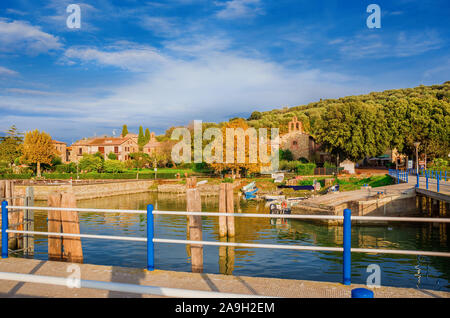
[
  {"x1": 124, "y1": 168, "x2": 194, "y2": 174},
  {"x1": 337, "y1": 175, "x2": 394, "y2": 191}
]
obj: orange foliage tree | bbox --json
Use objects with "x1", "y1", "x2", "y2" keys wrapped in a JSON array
[{"x1": 21, "y1": 130, "x2": 56, "y2": 177}]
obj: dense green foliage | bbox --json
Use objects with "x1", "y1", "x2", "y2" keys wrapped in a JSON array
[
  {"x1": 107, "y1": 152, "x2": 117, "y2": 160},
  {"x1": 246, "y1": 82, "x2": 450, "y2": 161},
  {"x1": 0, "y1": 125, "x2": 23, "y2": 165},
  {"x1": 79, "y1": 154, "x2": 103, "y2": 172},
  {"x1": 279, "y1": 149, "x2": 294, "y2": 161},
  {"x1": 103, "y1": 160, "x2": 125, "y2": 173}
]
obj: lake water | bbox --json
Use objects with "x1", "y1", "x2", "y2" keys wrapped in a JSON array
[{"x1": 29, "y1": 192, "x2": 450, "y2": 292}]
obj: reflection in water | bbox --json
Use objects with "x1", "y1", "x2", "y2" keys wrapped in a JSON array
[{"x1": 29, "y1": 192, "x2": 450, "y2": 291}]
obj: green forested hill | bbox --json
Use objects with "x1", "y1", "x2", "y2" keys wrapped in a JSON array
[
  {"x1": 161, "y1": 82, "x2": 449, "y2": 162},
  {"x1": 245, "y1": 82, "x2": 450, "y2": 160}
]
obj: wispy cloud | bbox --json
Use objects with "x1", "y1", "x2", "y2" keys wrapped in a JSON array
[
  {"x1": 5, "y1": 88, "x2": 62, "y2": 96},
  {"x1": 215, "y1": 0, "x2": 263, "y2": 19},
  {"x1": 0, "y1": 18, "x2": 62, "y2": 55},
  {"x1": 0, "y1": 66, "x2": 18, "y2": 76},
  {"x1": 335, "y1": 30, "x2": 443, "y2": 59},
  {"x1": 61, "y1": 43, "x2": 167, "y2": 72}
]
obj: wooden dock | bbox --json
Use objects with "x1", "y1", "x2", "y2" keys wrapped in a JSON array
[{"x1": 0, "y1": 258, "x2": 449, "y2": 298}]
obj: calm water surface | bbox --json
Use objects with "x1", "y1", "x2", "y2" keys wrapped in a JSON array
[{"x1": 29, "y1": 192, "x2": 450, "y2": 292}]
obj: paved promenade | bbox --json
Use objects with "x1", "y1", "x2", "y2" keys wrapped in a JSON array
[{"x1": 0, "y1": 258, "x2": 448, "y2": 298}]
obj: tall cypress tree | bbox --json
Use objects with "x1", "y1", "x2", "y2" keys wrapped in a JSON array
[
  {"x1": 138, "y1": 126, "x2": 145, "y2": 150},
  {"x1": 121, "y1": 125, "x2": 129, "y2": 137},
  {"x1": 144, "y1": 128, "x2": 151, "y2": 143}
]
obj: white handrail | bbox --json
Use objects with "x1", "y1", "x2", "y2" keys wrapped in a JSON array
[
  {"x1": 6, "y1": 230, "x2": 146, "y2": 242},
  {"x1": 7, "y1": 230, "x2": 450, "y2": 257},
  {"x1": 0, "y1": 272, "x2": 269, "y2": 298},
  {"x1": 5, "y1": 205, "x2": 450, "y2": 223}
]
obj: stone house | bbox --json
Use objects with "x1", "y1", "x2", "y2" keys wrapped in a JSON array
[
  {"x1": 69, "y1": 136, "x2": 139, "y2": 162},
  {"x1": 143, "y1": 132, "x2": 161, "y2": 155},
  {"x1": 51, "y1": 140, "x2": 68, "y2": 163}
]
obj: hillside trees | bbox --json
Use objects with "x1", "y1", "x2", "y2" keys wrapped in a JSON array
[
  {"x1": 315, "y1": 101, "x2": 389, "y2": 162},
  {"x1": 0, "y1": 125, "x2": 23, "y2": 166}
]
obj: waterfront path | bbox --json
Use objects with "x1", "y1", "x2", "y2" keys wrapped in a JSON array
[
  {"x1": 0, "y1": 258, "x2": 449, "y2": 298},
  {"x1": 292, "y1": 174, "x2": 449, "y2": 215}
]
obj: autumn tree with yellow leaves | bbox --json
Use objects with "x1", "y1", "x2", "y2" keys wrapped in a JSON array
[
  {"x1": 21, "y1": 130, "x2": 56, "y2": 177},
  {"x1": 210, "y1": 118, "x2": 274, "y2": 176}
]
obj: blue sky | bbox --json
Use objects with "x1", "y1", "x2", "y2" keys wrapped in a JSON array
[{"x1": 0, "y1": 0, "x2": 449, "y2": 144}]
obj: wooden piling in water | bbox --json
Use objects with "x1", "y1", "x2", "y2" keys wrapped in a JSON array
[
  {"x1": 60, "y1": 192, "x2": 83, "y2": 263},
  {"x1": 226, "y1": 183, "x2": 235, "y2": 237},
  {"x1": 219, "y1": 183, "x2": 235, "y2": 238},
  {"x1": 186, "y1": 177, "x2": 203, "y2": 273},
  {"x1": 219, "y1": 183, "x2": 227, "y2": 237},
  {"x1": 47, "y1": 192, "x2": 63, "y2": 260}
]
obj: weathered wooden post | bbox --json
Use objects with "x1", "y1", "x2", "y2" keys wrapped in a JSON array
[
  {"x1": 47, "y1": 192, "x2": 63, "y2": 260},
  {"x1": 24, "y1": 186, "x2": 35, "y2": 256},
  {"x1": 186, "y1": 177, "x2": 203, "y2": 273},
  {"x1": 218, "y1": 183, "x2": 227, "y2": 237},
  {"x1": 226, "y1": 183, "x2": 235, "y2": 237},
  {"x1": 61, "y1": 192, "x2": 83, "y2": 263},
  {"x1": 219, "y1": 183, "x2": 235, "y2": 237}
]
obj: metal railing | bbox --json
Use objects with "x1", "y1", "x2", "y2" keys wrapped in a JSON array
[
  {"x1": 389, "y1": 169, "x2": 449, "y2": 193},
  {"x1": 2, "y1": 201, "x2": 450, "y2": 287},
  {"x1": 0, "y1": 271, "x2": 267, "y2": 298}
]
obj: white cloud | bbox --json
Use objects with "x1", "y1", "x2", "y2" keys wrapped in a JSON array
[
  {"x1": 139, "y1": 16, "x2": 181, "y2": 37},
  {"x1": 5, "y1": 88, "x2": 62, "y2": 96},
  {"x1": 0, "y1": 19, "x2": 62, "y2": 55},
  {"x1": 0, "y1": 66, "x2": 18, "y2": 76},
  {"x1": 62, "y1": 44, "x2": 168, "y2": 71},
  {"x1": 23, "y1": 37, "x2": 363, "y2": 138},
  {"x1": 336, "y1": 31, "x2": 443, "y2": 59},
  {"x1": 215, "y1": 0, "x2": 263, "y2": 19}
]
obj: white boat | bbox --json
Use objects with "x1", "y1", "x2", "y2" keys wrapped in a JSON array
[
  {"x1": 242, "y1": 182, "x2": 256, "y2": 192},
  {"x1": 264, "y1": 195, "x2": 286, "y2": 201}
]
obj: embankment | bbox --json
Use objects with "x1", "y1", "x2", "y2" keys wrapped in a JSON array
[{"x1": 14, "y1": 180, "x2": 156, "y2": 201}]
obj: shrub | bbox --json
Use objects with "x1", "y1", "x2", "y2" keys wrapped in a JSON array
[
  {"x1": 298, "y1": 157, "x2": 309, "y2": 163},
  {"x1": 103, "y1": 160, "x2": 125, "y2": 173},
  {"x1": 296, "y1": 163, "x2": 316, "y2": 175},
  {"x1": 107, "y1": 152, "x2": 117, "y2": 160},
  {"x1": 279, "y1": 149, "x2": 294, "y2": 161},
  {"x1": 280, "y1": 160, "x2": 303, "y2": 171},
  {"x1": 79, "y1": 154, "x2": 103, "y2": 172},
  {"x1": 324, "y1": 161, "x2": 336, "y2": 168}
]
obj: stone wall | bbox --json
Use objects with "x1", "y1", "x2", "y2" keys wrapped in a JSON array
[
  {"x1": 157, "y1": 183, "x2": 221, "y2": 196},
  {"x1": 14, "y1": 180, "x2": 155, "y2": 201}
]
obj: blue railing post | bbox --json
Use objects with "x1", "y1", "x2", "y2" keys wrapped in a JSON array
[
  {"x1": 445, "y1": 171, "x2": 447, "y2": 182},
  {"x1": 343, "y1": 208, "x2": 351, "y2": 285},
  {"x1": 2, "y1": 201, "x2": 8, "y2": 258},
  {"x1": 416, "y1": 172, "x2": 419, "y2": 188},
  {"x1": 437, "y1": 174, "x2": 440, "y2": 193},
  {"x1": 147, "y1": 204, "x2": 154, "y2": 271},
  {"x1": 352, "y1": 288, "x2": 374, "y2": 298},
  {"x1": 426, "y1": 172, "x2": 429, "y2": 190}
]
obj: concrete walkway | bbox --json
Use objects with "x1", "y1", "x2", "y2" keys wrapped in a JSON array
[{"x1": 0, "y1": 258, "x2": 448, "y2": 298}]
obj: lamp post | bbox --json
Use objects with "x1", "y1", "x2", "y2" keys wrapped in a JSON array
[{"x1": 413, "y1": 142, "x2": 420, "y2": 175}]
